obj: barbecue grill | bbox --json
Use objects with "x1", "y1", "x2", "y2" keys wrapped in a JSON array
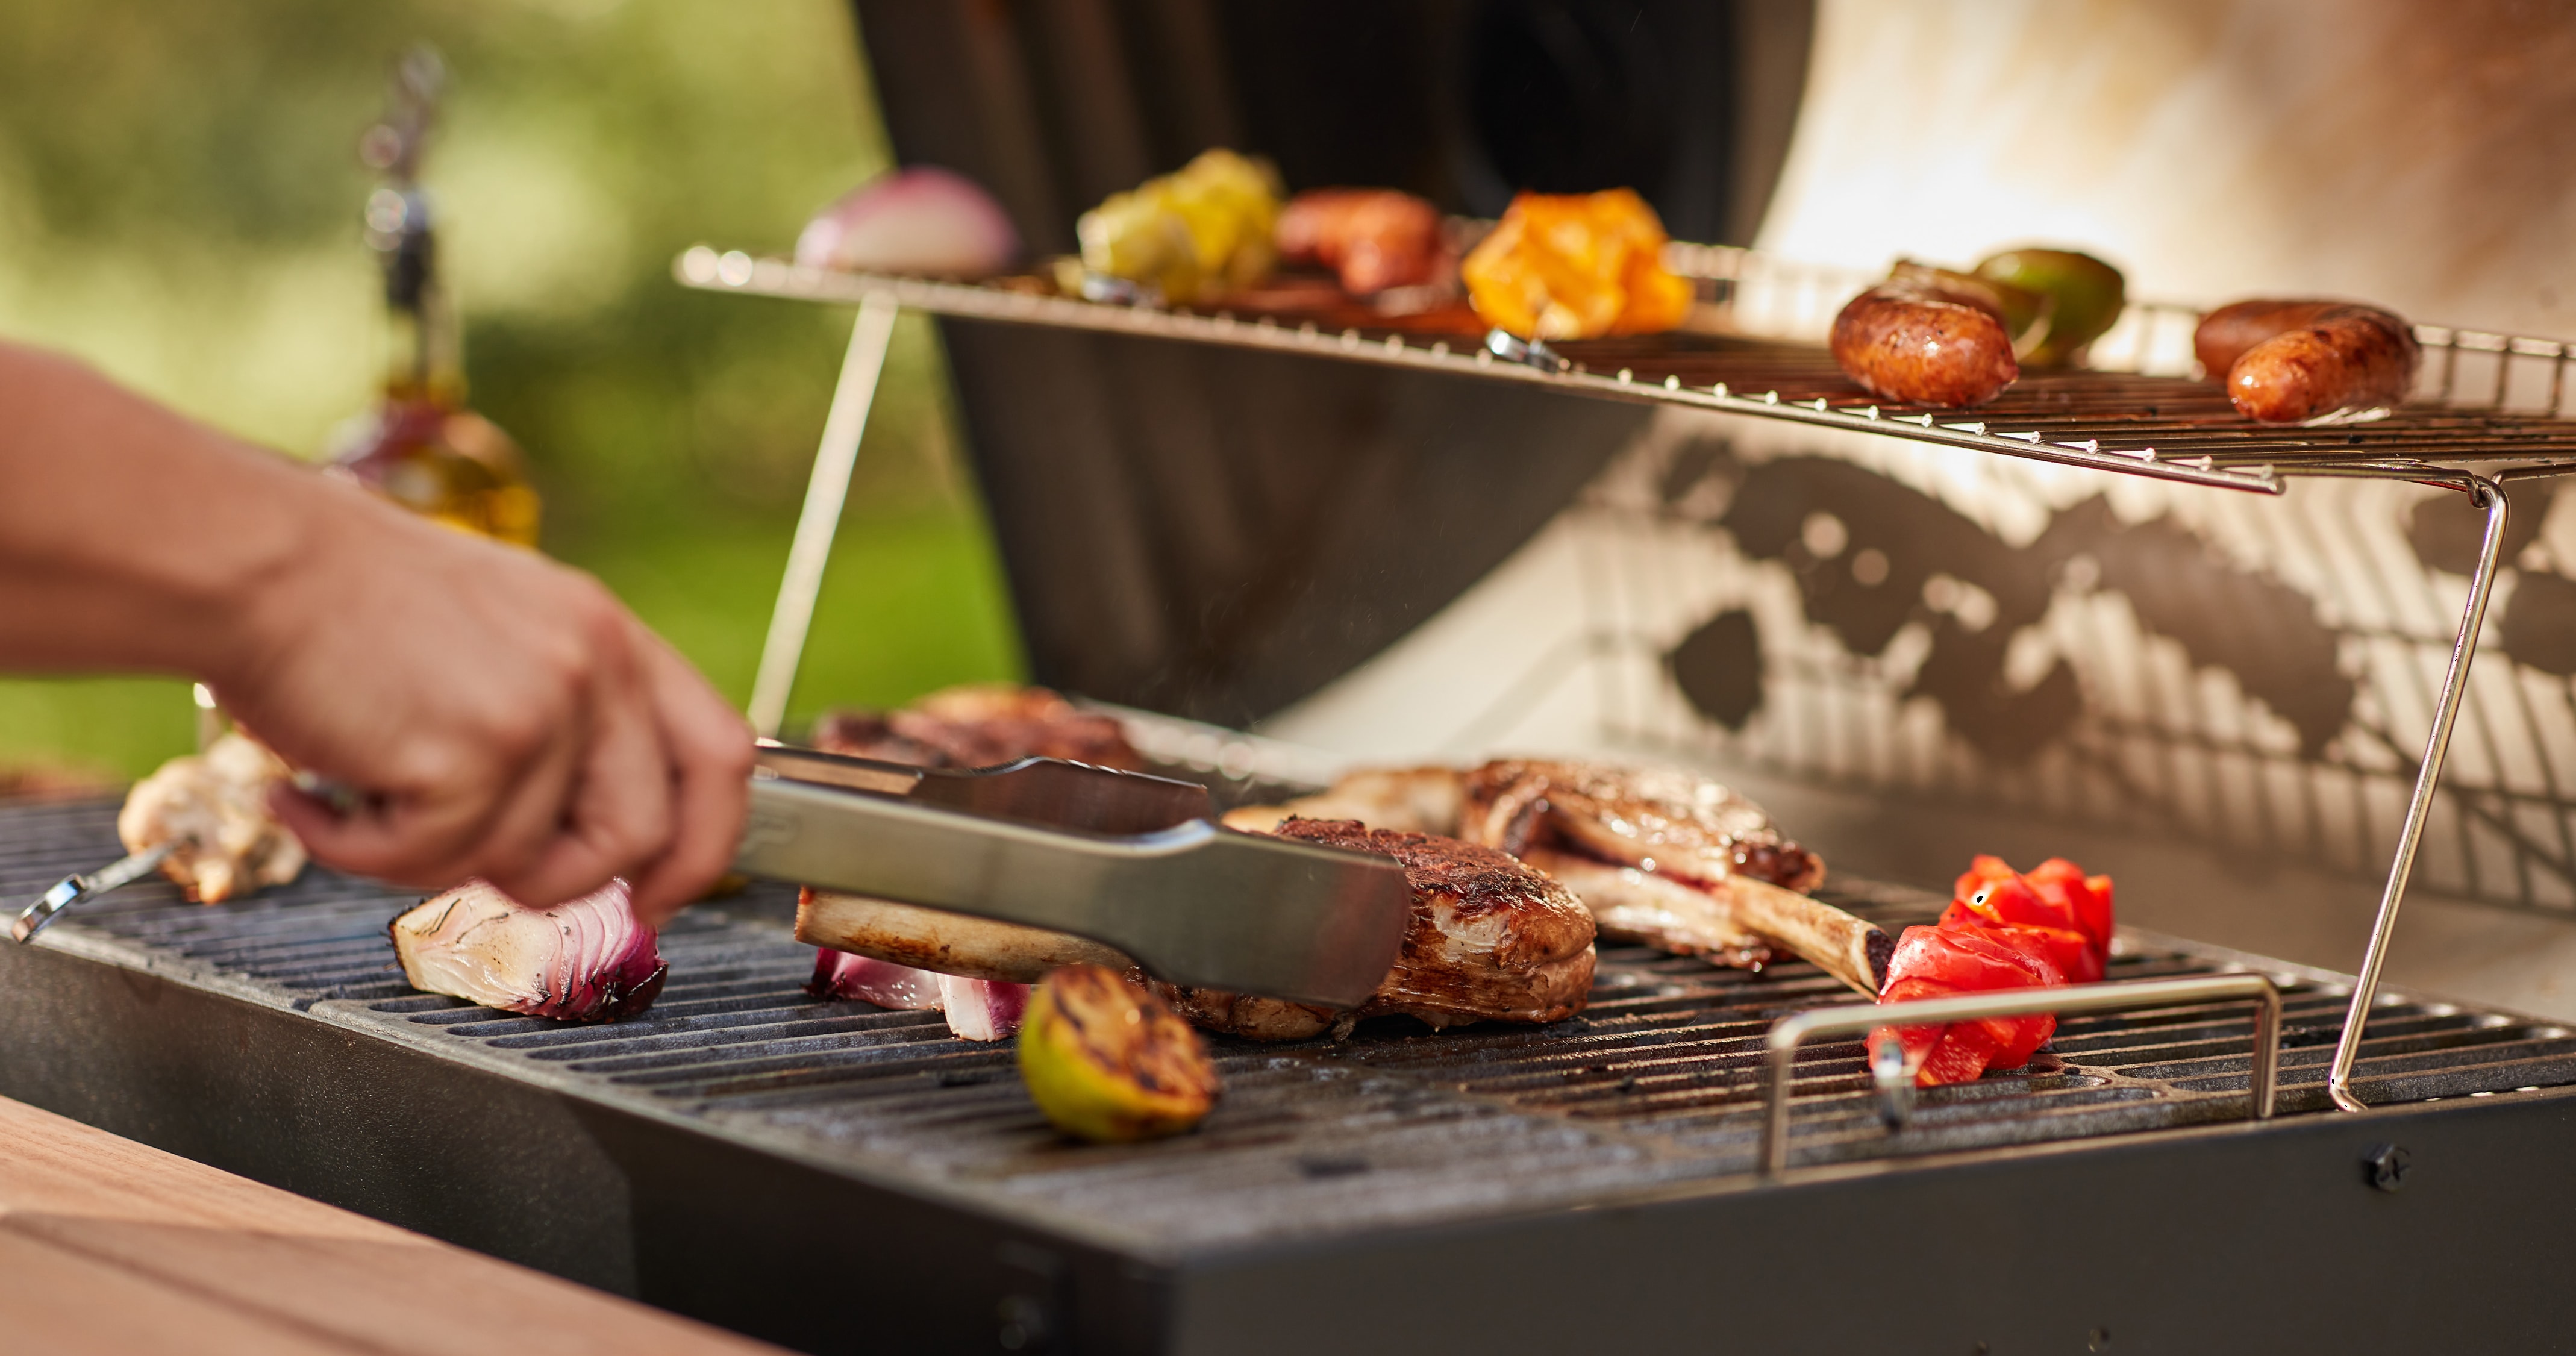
[
  {"x1": 9, "y1": 767, "x2": 2576, "y2": 1354},
  {"x1": 13, "y1": 4, "x2": 2576, "y2": 1352}
]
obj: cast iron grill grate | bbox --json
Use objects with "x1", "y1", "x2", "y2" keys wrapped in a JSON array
[{"x1": 13, "y1": 795, "x2": 2575, "y2": 1253}]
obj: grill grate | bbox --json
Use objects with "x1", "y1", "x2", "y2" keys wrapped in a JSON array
[{"x1": 13, "y1": 795, "x2": 2575, "y2": 1254}]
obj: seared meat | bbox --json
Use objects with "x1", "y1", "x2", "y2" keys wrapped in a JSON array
[
  {"x1": 1220, "y1": 766, "x2": 1465, "y2": 836},
  {"x1": 1160, "y1": 819, "x2": 1595, "y2": 1039},
  {"x1": 1464, "y1": 760, "x2": 1823, "y2": 892},
  {"x1": 1514, "y1": 848, "x2": 1771, "y2": 969},
  {"x1": 812, "y1": 683, "x2": 1142, "y2": 771},
  {"x1": 1462, "y1": 760, "x2": 1888, "y2": 995},
  {"x1": 117, "y1": 732, "x2": 307, "y2": 904}
]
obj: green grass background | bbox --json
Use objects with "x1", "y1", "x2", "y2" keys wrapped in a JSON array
[{"x1": 0, "y1": 1, "x2": 1021, "y2": 778}]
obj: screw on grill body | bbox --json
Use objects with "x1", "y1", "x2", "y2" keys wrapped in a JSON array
[
  {"x1": 2365, "y1": 1142, "x2": 2412, "y2": 1192},
  {"x1": 1872, "y1": 1035, "x2": 1915, "y2": 1129}
]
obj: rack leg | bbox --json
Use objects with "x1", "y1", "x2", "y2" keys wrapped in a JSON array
[
  {"x1": 2327, "y1": 475, "x2": 2509, "y2": 1112},
  {"x1": 746, "y1": 293, "x2": 901, "y2": 739}
]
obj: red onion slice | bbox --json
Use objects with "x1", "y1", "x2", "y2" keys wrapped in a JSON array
[
  {"x1": 795, "y1": 167, "x2": 1019, "y2": 278},
  {"x1": 937, "y1": 973, "x2": 1031, "y2": 1042},
  {"x1": 389, "y1": 880, "x2": 666, "y2": 1023},
  {"x1": 805, "y1": 946, "x2": 1030, "y2": 1042},
  {"x1": 808, "y1": 947, "x2": 945, "y2": 1010}
]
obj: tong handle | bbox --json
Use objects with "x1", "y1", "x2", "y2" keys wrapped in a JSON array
[
  {"x1": 12, "y1": 840, "x2": 178, "y2": 943},
  {"x1": 736, "y1": 775, "x2": 1410, "y2": 1008}
]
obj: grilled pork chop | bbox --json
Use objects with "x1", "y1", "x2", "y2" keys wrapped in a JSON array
[{"x1": 1157, "y1": 819, "x2": 1596, "y2": 1039}]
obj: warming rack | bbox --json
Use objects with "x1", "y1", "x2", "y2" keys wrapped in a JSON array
[{"x1": 673, "y1": 239, "x2": 2576, "y2": 1132}]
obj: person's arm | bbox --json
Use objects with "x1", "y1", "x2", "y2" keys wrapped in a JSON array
[{"x1": 0, "y1": 339, "x2": 752, "y2": 925}]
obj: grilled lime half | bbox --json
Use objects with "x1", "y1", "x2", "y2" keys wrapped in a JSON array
[{"x1": 1018, "y1": 964, "x2": 1219, "y2": 1143}]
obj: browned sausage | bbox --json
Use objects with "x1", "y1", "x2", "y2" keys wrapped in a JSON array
[
  {"x1": 1830, "y1": 278, "x2": 2019, "y2": 407},
  {"x1": 2192, "y1": 299, "x2": 2342, "y2": 379},
  {"x1": 2194, "y1": 299, "x2": 2420, "y2": 423}
]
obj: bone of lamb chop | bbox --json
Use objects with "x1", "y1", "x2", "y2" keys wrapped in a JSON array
[
  {"x1": 1461, "y1": 760, "x2": 1889, "y2": 995},
  {"x1": 1154, "y1": 818, "x2": 1596, "y2": 1040},
  {"x1": 116, "y1": 731, "x2": 307, "y2": 904}
]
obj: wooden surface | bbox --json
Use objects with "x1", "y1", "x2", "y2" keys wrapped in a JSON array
[{"x1": 0, "y1": 1095, "x2": 788, "y2": 1355}]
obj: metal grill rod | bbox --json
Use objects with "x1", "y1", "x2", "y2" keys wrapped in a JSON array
[
  {"x1": 1761, "y1": 973, "x2": 2284, "y2": 1176},
  {"x1": 746, "y1": 292, "x2": 900, "y2": 739},
  {"x1": 2325, "y1": 466, "x2": 2576, "y2": 1110}
]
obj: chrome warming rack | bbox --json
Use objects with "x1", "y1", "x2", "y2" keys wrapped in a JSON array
[{"x1": 674, "y1": 237, "x2": 2576, "y2": 1148}]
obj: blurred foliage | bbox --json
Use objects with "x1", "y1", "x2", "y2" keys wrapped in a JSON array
[{"x1": 0, "y1": 0, "x2": 1021, "y2": 778}]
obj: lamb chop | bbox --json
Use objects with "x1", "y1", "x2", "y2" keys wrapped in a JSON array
[
  {"x1": 811, "y1": 683, "x2": 1143, "y2": 771},
  {"x1": 1154, "y1": 818, "x2": 1595, "y2": 1040},
  {"x1": 116, "y1": 731, "x2": 307, "y2": 904},
  {"x1": 1232, "y1": 759, "x2": 1888, "y2": 996},
  {"x1": 1462, "y1": 760, "x2": 1889, "y2": 996},
  {"x1": 1219, "y1": 766, "x2": 1463, "y2": 836}
]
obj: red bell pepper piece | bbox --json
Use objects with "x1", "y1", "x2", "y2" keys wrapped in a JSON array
[
  {"x1": 1868, "y1": 924, "x2": 2065, "y2": 1086},
  {"x1": 1937, "y1": 900, "x2": 2101, "y2": 983},
  {"x1": 1868, "y1": 856, "x2": 2115, "y2": 1087},
  {"x1": 2026, "y1": 858, "x2": 2114, "y2": 960}
]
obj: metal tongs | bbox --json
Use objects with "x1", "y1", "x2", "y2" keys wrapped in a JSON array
[
  {"x1": 736, "y1": 746, "x2": 1413, "y2": 1008},
  {"x1": 11, "y1": 841, "x2": 179, "y2": 943}
]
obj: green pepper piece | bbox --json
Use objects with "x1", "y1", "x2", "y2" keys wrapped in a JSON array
[{"x1": 1974, "y1": 248, "x2": 2127, "y2": 369}]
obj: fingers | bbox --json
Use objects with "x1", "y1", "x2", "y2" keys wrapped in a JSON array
[
  {"x1": 621, "y1": 626, "x2": 754, "y2": 927},
  {"x1": 483, "y1": 625, "x2": 675, "y2": 910},
  {"x1": 235, "y1": 519, "x2": 735, "y2": 922}
]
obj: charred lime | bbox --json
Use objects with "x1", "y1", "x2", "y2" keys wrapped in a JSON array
[{"x1": 1018, "y1": 964, "x2": 1219, "y2": 1143}]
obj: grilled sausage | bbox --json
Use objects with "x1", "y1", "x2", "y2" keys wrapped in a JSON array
[
  {"x1": 2194, "y1": 299, "x2": 2419, "y2": 423},
  {"x1": 1830, "y1": 278, "x2": 2020, "y2": 407}
]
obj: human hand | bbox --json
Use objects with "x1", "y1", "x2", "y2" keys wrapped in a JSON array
[{"x1": 210, "y1": 478, "x2": 751, "y2": 927}]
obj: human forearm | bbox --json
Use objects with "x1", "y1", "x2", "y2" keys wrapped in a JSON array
[
  {"x1": 0, "y1": 339, "x2": 340, "y2": 684},
  {"x1": 0, "y1": 337, "x2": 752, "y2": 917}
]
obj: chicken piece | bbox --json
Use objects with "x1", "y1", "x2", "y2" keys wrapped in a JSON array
[
  {"x1": 1219, "y1": 766, "x2": 1464, "y2": 836},
  {"x1": 1158, "y1": 818, "x2": 1596, "y2": 1039},
  {"x1": 1462, "y1": 760, "x2": 1889, "y2": 995},
  {"x1": 116, "y1": 732, "x2": 307, "y2": 904},
  {"x1": 811, "y1": 683, "x2": 1143, "y2": 771}
]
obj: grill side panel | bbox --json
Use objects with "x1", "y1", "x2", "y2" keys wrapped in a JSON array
[{"x1": 1167, "y1": 1087, "x2": 2576, "y2": 1356}]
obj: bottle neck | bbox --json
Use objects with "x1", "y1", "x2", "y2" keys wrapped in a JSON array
[{"x1": 377, "y1": 210, "x2": 463, "y2": 407}]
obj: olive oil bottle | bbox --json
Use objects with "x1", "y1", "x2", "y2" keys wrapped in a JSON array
[{"x1": 327, "y1": 48, "x2": 540, "y2": 547}]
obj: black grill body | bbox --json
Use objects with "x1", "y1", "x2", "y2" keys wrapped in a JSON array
[{"x1": 4, "y1": 796, "x2": 2575, "y2": 1354}]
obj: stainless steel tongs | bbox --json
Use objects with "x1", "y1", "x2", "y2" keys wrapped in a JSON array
[{"x1": 737, "y1": 746, "x2": 1413, "y2": 1008}]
